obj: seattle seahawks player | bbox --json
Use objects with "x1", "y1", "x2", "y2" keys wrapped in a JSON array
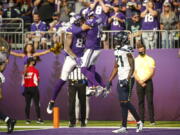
[
  {"x1": 106, "y1": 32, "x2": 143, "y2": 133},
  {"x1": 47, "y1": 15, "x2": 91, "y2": 114}
]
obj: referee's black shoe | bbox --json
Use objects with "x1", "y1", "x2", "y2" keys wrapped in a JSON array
[
  {"x1": 69, "y1": 123, "x2": 76, "y2": 128},
  {"x1": 81, "y1": 122, "x2": 86, "y2": 127},
  {"x1": 7, "y1": 119, "x2": 16, "y2": 134}
]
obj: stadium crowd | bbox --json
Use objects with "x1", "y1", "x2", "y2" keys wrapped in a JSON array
[{"x1": 0, "y1": 0, "x2": 179, "y2": 49}]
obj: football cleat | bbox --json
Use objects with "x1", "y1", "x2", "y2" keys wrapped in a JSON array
[
  {"x1": 112, "y1": 127, "x2": 128, "y2": 133},
  {"x1": 95, "y1": 86, "x2": 104, "y2": 97},
  {"x1": 136, "y1": 121, "x2": 143, "y2": 132},
  {"x1": 102, "y1": 89, "x2": 110, "y2": 98},
  {"x1": 25, "y1": 120, "x2": 31, "y2": 124},
  {"x1": 7, "y1": 119, "x2": 16, "y2": 134},
  {"x1": 86, "y1": 87, "x2": 96, "y2": 96},
  {"x1": 47, "y1": 101, "x2": 55, "y2": 114},
  {"x1": 36, "y1": 119, "x2": 44, "y2": 124}
]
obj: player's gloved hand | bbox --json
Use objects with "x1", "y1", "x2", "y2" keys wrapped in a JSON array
[
  {"x1": 0, "y1": 72, "x2": 5, "y2": 83},
  {"x1": 75, "y1": 57, "x2": 82, "y2": 67},
  {"x1": 102, "y1": 81, "x2": 112, "y2": 98},
  {"x1": 106, "y1": 81, "x2": 112, "y2": 91},
  {"x1": 119, "y1": 79, "x2": 128, "y2": 87}
]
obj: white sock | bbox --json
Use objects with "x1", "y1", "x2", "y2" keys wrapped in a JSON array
[{"x1": 5, "y1": 117, "x2": 10, "y2": 123}]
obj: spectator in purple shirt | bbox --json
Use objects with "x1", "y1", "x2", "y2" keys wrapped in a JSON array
[
  {"x1": 140, "y1": 0, "x2": 158, "y2": 49},
  {"x1": 108, "y1": 4, "x2": 126, "y2": 31},
  {"x1": 90, "y1": 0, "x2": 110, "y2": 27},
  {"x1": 29, "y1": 13, "x2": 48, "y2": 49},
  {"x1": 49, "y1": 12, "x2": 62, "y2": 32},
  {"x1": 90, "y1": 0, "x2": 111, "y2": 49},
  {"x1": 49, "y1": 12, "x2": 63, "y2": 45}
]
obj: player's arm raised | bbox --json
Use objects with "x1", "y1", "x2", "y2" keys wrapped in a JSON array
[
  {"x1": 99, "y1": 0, "x2": 110, "y2": 13},
  {"x1": 10, "y1": 51, "x2": 25, "y2": 58},
  {"x1": 33, "y1": 50, "x2": 51, "y2": 57},
  {"x1": 90, "y1": 0, "x2": 99, "y2": 10}
]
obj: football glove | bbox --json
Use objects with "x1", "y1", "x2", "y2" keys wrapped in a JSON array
[{"x1": 102, "y1": 81, "x2": 112, "y2": 98}]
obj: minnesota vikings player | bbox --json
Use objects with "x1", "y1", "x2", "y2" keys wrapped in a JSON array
[
  {"x1": 105, "y1": 32, "x2": 143, "y2": 133},
  {"x1": 47, "y1": 15, "x2": 91, "y2": 114},
  {"x1": 80, "y1": 11, "x2": 106, "y2": 96}
]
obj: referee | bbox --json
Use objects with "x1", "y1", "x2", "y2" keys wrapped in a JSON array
[
  {"x1": 68, "y1": 67, "x2": 87, "y2": 127},
  {"x1": 134, "y1": 43, "x2": 156, "y2": 125}
]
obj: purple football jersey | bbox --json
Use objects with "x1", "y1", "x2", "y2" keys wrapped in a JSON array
[
  {"x1": 85, "y1": 17, "x2": 102, "y2": 50},
  {"x1": 109, "y1": 12, "x2": 125, "y2": 30},
  {"x1": 91, "y1": 0, "x2": 111, "y2": 26},
  {"x1": 30, "y1": 21, "x2": 47, "y2": 32},
  {"x1": 140, "y1": 8, "x2": 159, "y2": 30},
  {"x1": 65, "y1": 24, "x2": 86, "y2": 57}
]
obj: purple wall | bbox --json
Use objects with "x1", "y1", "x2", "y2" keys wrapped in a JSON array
[{"x1": 0, "y1": 49, "x2": 180, "y2": 121}]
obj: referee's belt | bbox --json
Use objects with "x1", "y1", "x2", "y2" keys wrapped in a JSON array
[{"x1": 69, "y1": 79, "x2": 87, "y2": 84}]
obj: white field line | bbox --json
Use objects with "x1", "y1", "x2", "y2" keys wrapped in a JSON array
[{"x1": 1, "y1": 126, "x2": 180, "y2": 129}]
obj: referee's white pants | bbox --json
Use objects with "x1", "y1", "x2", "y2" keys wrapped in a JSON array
[
  {"x1": 60, "y1": 56, "x2": 76, "y2": 81},
  {"x1": 81, "y1": 49, "x2": 101, "y2": 68}
]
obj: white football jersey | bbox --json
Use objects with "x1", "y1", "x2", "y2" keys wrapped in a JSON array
[{"x1": 114, "y1": 45, "x2": 133, "y2": 80}]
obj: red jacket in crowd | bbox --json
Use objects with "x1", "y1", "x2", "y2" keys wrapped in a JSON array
[{"x1": 22, "y1": 66, "x2": 40, "y2": 87}]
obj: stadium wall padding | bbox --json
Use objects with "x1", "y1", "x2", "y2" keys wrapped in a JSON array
[{"x1": 0, "y1": 49, "x2": 180, "y2": 121}]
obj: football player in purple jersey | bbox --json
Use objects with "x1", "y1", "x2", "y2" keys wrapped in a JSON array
[
  {"x1": 140, "y1": 0, "x2": 159, "y2": 49},
  {"x1": 47, "y1": 15, "x2": 91, "y2": 114},
  {"x1": 80, "y1": 11, "x2": 106, "y2": 96}
]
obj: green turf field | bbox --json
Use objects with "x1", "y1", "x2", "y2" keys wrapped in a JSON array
[{"x1": 1, "y1": 120, "x2": 180, "y2": 129}]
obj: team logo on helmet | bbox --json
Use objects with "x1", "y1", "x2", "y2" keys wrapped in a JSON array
[{"x1": 113, "y1": 32, "x2": 129, "y2": 49}]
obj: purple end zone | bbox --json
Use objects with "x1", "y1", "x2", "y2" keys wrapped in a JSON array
[{"x1": 1, "y1": 128, "x2": 180, "y2": 135}]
